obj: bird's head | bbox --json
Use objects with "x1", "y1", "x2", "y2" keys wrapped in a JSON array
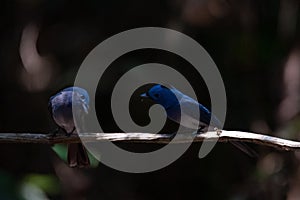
[
  {"x1": 64, "y1": 87, "x2": 90, "y2": 113},
  {"x1": 140, "y1": 84, "x2": 180, "y2": 109}
]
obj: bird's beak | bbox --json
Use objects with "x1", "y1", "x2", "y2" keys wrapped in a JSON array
[
  {"x1": 140, "y1": 92, "x2": 153, "y2": 102},
  {"x1": 140, "y1": 93, "x2": 149, "y2": 99}
]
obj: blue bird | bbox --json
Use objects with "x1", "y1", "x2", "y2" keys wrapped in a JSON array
[
  {"x1": 49, "y1": 87, "x2": 90, "y2": 168},
  {"x1": 141, "y1": 84, "x2": 257, "y2": 157}
]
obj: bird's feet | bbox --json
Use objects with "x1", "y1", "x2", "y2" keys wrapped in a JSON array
[
  {"x1": 49, "y1": 128, "x2": 60, "y2": 138},
  {"x1": 214, "y1": 127, "x2": 222, "y2": 136},
  {"x1": 65, "y1": 127, "x2": 76, "y2": 137},
  {"x1": 49, "y1": 127, "x2": 72, "y2": 138}
]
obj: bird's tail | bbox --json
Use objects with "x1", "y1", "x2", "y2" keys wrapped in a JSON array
[
  {"x1": 230, "y1": 141, "x2": 258, "y2": 158},
  {"x1": 67, "y1": 143, "x2": 90, "y2": 168}
]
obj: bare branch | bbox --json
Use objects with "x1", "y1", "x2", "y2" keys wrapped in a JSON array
[{"x1": 0, "y1": 130, "x2": 299, "y2": 151}]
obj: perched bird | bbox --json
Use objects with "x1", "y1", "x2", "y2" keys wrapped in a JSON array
[
  {"x1": 141, "y1": 84, "x2": 257, "y2": 157},
  {"x1": 49, "y1": 87, "x2": 90, "y2": 168}
]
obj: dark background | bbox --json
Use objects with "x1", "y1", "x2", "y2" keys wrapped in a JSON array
[{"x1": 1, "y1": 0, "x2": 300, "y2": 199}]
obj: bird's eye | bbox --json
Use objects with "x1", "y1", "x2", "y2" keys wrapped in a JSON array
[
  {"x1": 154, "y1": 94, "x2": 159, "y2": 98},
  {"x1": 80, "y1": 95, "x2": 85, "y2": 100}
]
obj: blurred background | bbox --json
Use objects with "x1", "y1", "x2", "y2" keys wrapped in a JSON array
[{"x1": 1, "y1": 0, "x2": 300, "y2": 199}]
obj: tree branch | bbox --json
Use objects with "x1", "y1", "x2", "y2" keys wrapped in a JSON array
[{"x1": 0, "y1": 130, "x2": 299, "y2": 151}]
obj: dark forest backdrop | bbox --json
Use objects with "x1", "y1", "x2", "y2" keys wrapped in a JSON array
[{"x1": 1, "y1": 0, "x2": 300, "y2": 199}]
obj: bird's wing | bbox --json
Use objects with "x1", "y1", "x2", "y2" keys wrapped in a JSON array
[
  {"x1": 170, "y1": 96, "x2": 210, "y2": 129},
  {"x1": 48, "y1": 94, "x2": 58, "y2": 115},
  {"x1": 171, "y1": 88, "x2": 222, "y2": 128},
  {"x1": 184, "y1": 96, "x2": 211, "y2": 120}
]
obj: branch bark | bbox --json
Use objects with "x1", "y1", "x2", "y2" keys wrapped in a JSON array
[{"x1": 0, "y1": 130, "x2": 299, "y2": 151}]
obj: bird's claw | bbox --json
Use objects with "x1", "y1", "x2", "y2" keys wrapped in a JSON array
[
  {"x1": 214, "y1": 127, "x2": 222, "y2": 136},
  {"x1": 65, "y1": 132, "x2": 72, "y2": 137},
  {"x1": 49, "y1": 128, "x2": 60, "y2": 138}
]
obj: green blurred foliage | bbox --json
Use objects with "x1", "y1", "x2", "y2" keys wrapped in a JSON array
[{"x1": 21, "y1": 174, "x2": 60, "y2": 196}]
